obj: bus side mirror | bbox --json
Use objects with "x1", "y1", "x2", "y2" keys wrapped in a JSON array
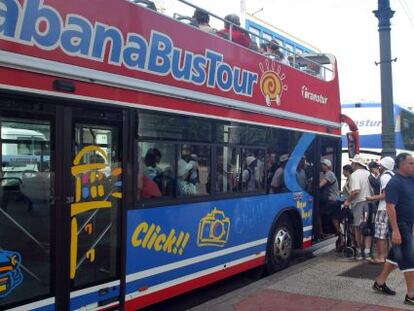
[{"x1": 347, "y1": 132, "x2": 357, "y2": 158}]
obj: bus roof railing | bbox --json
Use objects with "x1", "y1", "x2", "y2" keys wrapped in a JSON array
[
  {"x1": 174, "y1": 0, "x2": 334, "y2": 81},
  {"x1": 131, "y1": 0, "x2": 157, "y2": 11},
  {"x1": 172, "y1": 13, "x2": 195, "y2": 25}
]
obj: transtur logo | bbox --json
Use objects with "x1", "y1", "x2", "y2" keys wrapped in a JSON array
[
  {"x1": 259, "y1": 61, "x2": 288, "y2": 107},
  {"x1": 301, "y1": 86, "x2": 328, "y2": 104}
]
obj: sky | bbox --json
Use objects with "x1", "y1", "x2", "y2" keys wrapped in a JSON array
[{"x1": 154, "y1": 0, "x2": 414, "y2": 108}]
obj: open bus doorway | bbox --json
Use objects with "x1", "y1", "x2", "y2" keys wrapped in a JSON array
[{"x1": 312, "y1": 136, "x2": 342, "y2": 241}]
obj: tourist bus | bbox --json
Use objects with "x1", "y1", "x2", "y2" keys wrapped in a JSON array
[
  {"x1": 0, "y1": 0, "x2": 356, "y2": 310},
  {"x1": 341, "y1": 102, "x2": 414, "y2": 162}
]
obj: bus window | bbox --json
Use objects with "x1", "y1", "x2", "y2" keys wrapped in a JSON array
[
  {"x1": 401, "y1": 110, "x2": 414, "y2": 150},
  {"x1": 263, "y1": 32, "x2": 272, "y2": 43},
  {"x1": 1, "y1": 121, "x2": 49, "y2": 176},
  {"x1": 138, "y1": 112, "x2": 212, "y2": 142},
  {"x1": 0, "y1": 119, "x2": 52, "y2": 307},
  {"x1": 71, "y1": 124, "x2": 120, "y2": 288},
  {"x1": 266, "y1": 127, "x2": 301, "y2": 193},
  {"x1": 215, "y1": 146, "x2": 240, "y2": 193},
  {"x1": 177, "y1": 144, "x2": 210, "y2": 197},
  {"x1": 216, "y1": 123, "x2": 266, "y2": 146},
  {"x1": 241, "y1": 148, "x2": 265, "y2": 192},
  {"x1": 138, "y1": 142, "x2": 176, "y2": 199}
]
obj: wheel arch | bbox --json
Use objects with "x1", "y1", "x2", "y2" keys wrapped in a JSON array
[{"x1": 268, "y1": 207, "x2": 303, "y2": 250}]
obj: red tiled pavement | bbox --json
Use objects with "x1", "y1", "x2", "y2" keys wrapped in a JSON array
[{"x1": 234, "y1": 289, "x2": 407, "y2": 311}]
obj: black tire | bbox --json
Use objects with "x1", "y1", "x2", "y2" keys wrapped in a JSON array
[{"x1": 266, "y1": 215, "x2": 294, "y2": 274}]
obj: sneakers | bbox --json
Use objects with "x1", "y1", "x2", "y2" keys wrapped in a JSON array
[
  {"x1": 364, "y1": 254, "x2": 372, "y2": 261},
  {"x1": 372, "y1": 281, "x2": 396, "y2": 295},
  {"x1": 355, "y1": 251, "x2": 363, "y2": 260},
  {"x1": 405, "y1": 295, "x2": 414, "y2": 305}
]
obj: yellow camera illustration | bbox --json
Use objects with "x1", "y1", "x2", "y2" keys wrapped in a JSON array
[{"x1": 197, "y1": 208, "x2": 230, "y2": 247}]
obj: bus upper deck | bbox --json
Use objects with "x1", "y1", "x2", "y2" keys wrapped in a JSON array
[{"x1": 0, "y1": 0, "x2": 341, "y2": 135}]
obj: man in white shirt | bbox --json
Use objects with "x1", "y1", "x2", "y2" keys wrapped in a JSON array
[
  {"x1": 366, "y1": 157, "x2": 395, "y2": 263},
  {"x1": 344, "y1": 155, "x2": 372, "y2": 260}
]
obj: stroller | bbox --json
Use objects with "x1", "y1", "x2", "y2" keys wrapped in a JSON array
[{"x1": 336, "y1": 206, "x2": 356, "y2": 257}]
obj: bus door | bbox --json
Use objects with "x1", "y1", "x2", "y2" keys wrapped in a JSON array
[
  {"x1": 68, "y1": 107, "x2": 124, "y2": 310},
  {"x1": 0, "y1": 102, "x2": 55, "y2": 311},
  {"x1": 315, "y1": 136, "x2": 342, "y2": 238}
]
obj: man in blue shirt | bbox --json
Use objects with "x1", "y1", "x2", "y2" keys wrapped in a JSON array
[{"x1": 372, "y1": 153, "x2": 414, "y2": 305}]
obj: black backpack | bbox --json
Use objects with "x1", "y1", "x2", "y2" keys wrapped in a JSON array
[{"x1": 368, "y1": 174, "x2": 381, "y2": 195}]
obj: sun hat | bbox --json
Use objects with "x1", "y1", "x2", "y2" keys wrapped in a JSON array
[
  {"x1": 279, "y1": 154, "x2": 289, "y2": 162},
  {"x1": 379, "y1": 156, "x2": 395, "y2": 171},
  {"x1": 321, "y1": 159, "x2": 332, "y2": 168},
  {"x1": 349, "y1": 154, "x2": 368, "y2": 169}
]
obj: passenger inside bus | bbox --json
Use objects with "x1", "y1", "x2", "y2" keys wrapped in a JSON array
[
  {"x1": 140, "y1": 175, "x2": 161, "y2": 199},
  {"x1": 216, "y1": 14, "x2": 251, "y2": 48},
  {"x1": 254, "y1": 151, "x2": 265, "y2": 188},
  {"x1": 296, "y1": 156, "x2": 309, "y2": 191},
  {"x1": 242, "y1": 156, "x2": 257, "y2": 192},
  {"x1": 266, "y1": 152, "x2": 277, "y2": 190},
  {"x1": 188, "y1": 154, "x2": 200, "y2": 185},
  {"x1": 270, "y1": 154, "x2": 289, "y2": 193},
  {"x1": 263, "y1": 40, "x2": 290, "y2": 65},
  {"x1": 192, "y1": 8, "x2": 215, "y2": 33},
  {"x1": 177, "y1": 159, "x2": 197, "y2": 196},
  {"x1": 144, "y1": 148, "x2": 162, "y2": 180},
  {"x1": 318, "y1": 158, "x2": 340, "y2": 237},
  {"x1": 305, "y1": 62, "x2": 323, "y2": 79}
]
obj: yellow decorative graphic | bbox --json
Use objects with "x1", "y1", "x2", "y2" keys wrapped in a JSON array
[
  {"x1": 86, "y1": 249, "x2": 96, "y2": 263},
  {"x1": 70, "y1": 145, "x2": 122, "y2": 279},
  {"x1": 197, "y1": 208, "x2": 230, "y2": 247},
  {"x1": 70, "y1": 218, "x2": 78, "y2": 280},
  {"x1": 259, "y1": 60, "x2": 288, "y2": 107},
  {"x1": 131, "y1": 222, "x2": 190, "y2": 255},
  {"x1": 85, "y1": 223, "x2": 93, "y2": 234},
  {"x1": 10, "y1": 255, "x2": 18, "y2": 267},
  {"x1": 296, "y1": 200, "x2": 312, "y2": 219}
]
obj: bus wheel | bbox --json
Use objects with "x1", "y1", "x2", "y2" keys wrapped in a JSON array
[{"x1": 266, "y1": 215, "x2": 294, "y2": 274}]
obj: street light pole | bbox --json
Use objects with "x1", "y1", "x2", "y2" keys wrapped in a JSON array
[{"x1": 373, "y1": 0, "x2": 396, "y2": 158}]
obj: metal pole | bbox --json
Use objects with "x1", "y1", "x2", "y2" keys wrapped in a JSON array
[{"x1": 373, "y1": 0, "x2": 396, "y2": 158}]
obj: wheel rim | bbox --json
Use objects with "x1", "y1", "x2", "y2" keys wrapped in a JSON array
[{"x1": 273, "y1": 227, "x2": 292, "y2": 260}]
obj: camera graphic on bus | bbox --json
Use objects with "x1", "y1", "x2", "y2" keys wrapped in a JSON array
[
  {"x1": 0, "y1": 250, "x2": 23, "y2": 298},
  {"x1": 197, "y1": 208, "x2": 230, "y2": 247}
]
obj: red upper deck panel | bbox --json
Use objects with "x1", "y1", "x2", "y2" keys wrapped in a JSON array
[{"x1": 0, "y1": 0, "x2": 341, "y2": 132}]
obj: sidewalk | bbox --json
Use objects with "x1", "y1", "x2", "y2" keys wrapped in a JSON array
[{"x1": 190, "y1": 244, "x2": 411, "y2": 311}]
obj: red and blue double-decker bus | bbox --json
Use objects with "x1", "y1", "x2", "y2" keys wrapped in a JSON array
[{"x1": 0, "y1": 0, "x2": 356, "y2": 310}]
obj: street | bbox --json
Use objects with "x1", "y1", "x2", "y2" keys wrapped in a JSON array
[{"x1": 142, "y1": 238, "x2": 336, "y2": 311}]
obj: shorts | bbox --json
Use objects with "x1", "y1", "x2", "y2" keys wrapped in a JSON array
[
  {"x1": 320, "y1": 200, "x2": 340, "y2": 218},
  {"x1": 374, "y1": 210, "x2": 389, "y2": 240},
  {"x1": 351, "y1": 201, "x2": 368, "y2": 227},
  {"x1": 386, "y1": 222, "x2": 414, "y2": 272}
]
